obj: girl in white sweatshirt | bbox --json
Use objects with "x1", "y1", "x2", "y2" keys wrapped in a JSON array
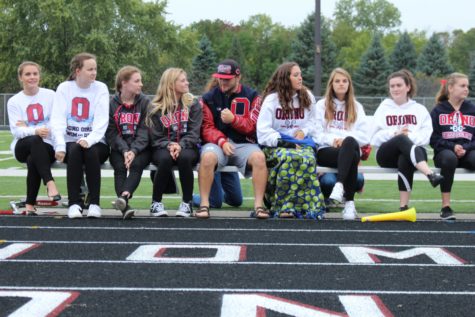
[
  {"x1": 370, "y1": 69, "x2": 443, "y2": 211},
  {"x1": 314, "y1": 68, "x2": 369, "y2": 220},
  {"x1": 257, "y1": 62, "x2": 325, "y2": 219},
  {"x1": 7, "y1": 61, "x2": 61, "y2": 214},
  {"x1": 50, "y1": 53, "x2": 110, "y2": 219}
]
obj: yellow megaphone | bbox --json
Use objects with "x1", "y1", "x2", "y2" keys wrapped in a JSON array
[{"x1": 361, "y1": 207, "x2": 416, "y2": 222}]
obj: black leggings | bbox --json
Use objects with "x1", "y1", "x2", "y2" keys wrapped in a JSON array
[
  {"x1": 151, "y1": 148, "x2": 198, "y2": 203},
  {"x1": 65, "y1": 142, "x2": 109, "y2": 207},
  {"x1": 376, "y1": 134, "x2": 427, "y2": 191},
  {"x1": 14, "y1": 135, "x2": 55, "y2": 205},
  {"x1": 434, "y1": 149, "x2": 475, "y2": 192},
  {"x1": 317, "y1": 136, "x2": 360, "y2": 201},
  {"x1": 109, "y1": 149, "x2": 151, "y2": 198}
]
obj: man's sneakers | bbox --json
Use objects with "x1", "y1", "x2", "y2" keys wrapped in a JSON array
[
  {"x1": 68, "y1": 204, "x2": 83, "y2": 219},
  {"x1": 427, "y1": 172, "x2": 444, "y2": 188},
  {"x1": 150, "y1": 202, "x2": 168, "y2": 217},
  {"x1": 440, "y1": 206, "x2": 456, "y2": 221},
  {"x1": 329, "y1": 182, "x2": 344, "y2": 203},
  {"x1": 87, "y1": 204, "x2": 102, "y2": 218},
  {"x1": 176, "y1": 201, "x2": 192, "y2": 218},
  {"x1": 342, "y1": 201, "x2": 357, "y2": 220}
]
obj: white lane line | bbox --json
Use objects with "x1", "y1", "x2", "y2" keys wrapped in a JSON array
[
  {"x1": 0, "y1": 225, "x2": 472, "y2": 234},
  {"x1": 0, "y1": 286, "x2": 474, "y2": 295},
  {"x1": 4, "y1": 240, "x2": 475, "y2": 248},
  {"x1": 1, "y1": 259, "x2": 474, "y2": 267}
]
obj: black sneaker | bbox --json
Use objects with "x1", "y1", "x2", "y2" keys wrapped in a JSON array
[
  {"x1": 400, "y1": 205, "x2": 409, "y2": 211},
  {"x1": 122, "y1": 205, "x2": 135, "y2": 220},
  {"x1": 427, "y1": 173, "x2": 444, "y2": 188},
  {"x1": 115, "y1": 195, "x2": 128, "y2": 212},
  {"x1": 440, "y1": 206, "x2": 456, "y2": 221}
]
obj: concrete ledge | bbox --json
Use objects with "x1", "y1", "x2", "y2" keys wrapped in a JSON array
[{"x1": 20, "y1": 208, "x2": 475, "y2": 221}]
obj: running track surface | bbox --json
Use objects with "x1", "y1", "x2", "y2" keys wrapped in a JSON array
[{"x1": 1, "y1": 216, "x2": 474, "y2": 316}]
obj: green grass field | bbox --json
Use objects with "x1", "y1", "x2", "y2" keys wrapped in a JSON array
[{"x1": 0, "y1": 130, "x2": 473, "y2": 213}]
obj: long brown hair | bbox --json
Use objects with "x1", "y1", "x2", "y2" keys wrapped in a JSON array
[
  {"x1": 323, "y1": 67, "x2": 357, "y2": 128},
  {"x1": 67, "y1": 52, "x2": 96, "y2": 80},
  {"x1": 435, "y1": 72, "x2": 468, "y2": 103},
  {"x1": 262, "y1": 62, "x2": 311, "y2": 112}
]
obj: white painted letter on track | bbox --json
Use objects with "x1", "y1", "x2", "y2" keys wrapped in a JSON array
[
  {"x1": 0, "y1": 243, "x2": 39, "y2": 259},
  {"x1": 126, "y1": 244, "x2": 246, "y2": 262},
  {"x1": 220, "y1": 294, "x2": 393, "y2": 317},
  {"x1": 339, "y1": 247, "x2": 466, "y2": 264},
  {"x1": 0, "y1": 290, "x2": 79, "y2": 317}
]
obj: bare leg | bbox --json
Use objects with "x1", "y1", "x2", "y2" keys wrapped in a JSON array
[
  {"x1": 399, "y1": 191, "x2": 410, "y2": 208},
  {"x1": 198, "y1": 152, "x2": 218, "y2": 208},
  {"x1": 442, "y1": 192, "x2": 451, "y2": 207},
  {"x1": 248, "y1": 151, "x2": 267, "y2": 209}
]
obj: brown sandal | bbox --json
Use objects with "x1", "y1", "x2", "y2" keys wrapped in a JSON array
[
  {"x1": 253, "y1": 206, "x2": 270, "y2": 219},
  {"x1": 195, "y1": 206, "x2": 210, "y2": 219}
]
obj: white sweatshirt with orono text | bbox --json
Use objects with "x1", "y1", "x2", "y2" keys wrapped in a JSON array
[
  {"x1": 370, "y1": 98, "x2": 432, "y2": 147},
  {"x1": 257, "y1": 91, "x2": 317, "y2": 147},
  {"x1": 314, "y1": 97, "x2": 369, "y2": 149}
]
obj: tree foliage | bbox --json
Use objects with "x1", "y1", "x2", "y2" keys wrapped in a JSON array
[
  {"x1": 334, "y1": 0, "x2": 401, "y2": 33},
  {"x1": 469, "y1": 53, "x2": 475, "y2": 97},
  {"x1": 0, "y1": 0, "x2": 196, "y2": 93},
  {"x1": 353, "y1": 34, "x2": 391, "y2": 95},
  {"x1": 417, "y1": 34, "x2": 453, "y2": 77},
  {"x1": 189, "y1": 35, "x2": 217, "y2": 95},
  {"x1": 389, "y1": 32, "x2": 417, "y2": 73},
  {"x1": 289, "y1": 14, "x2": 337, "y2": 91},
  {"x1": 448, "y1": 28, "x2": 475, "y2": 73}
]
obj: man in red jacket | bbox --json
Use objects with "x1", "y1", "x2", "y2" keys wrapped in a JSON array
[{"x1": 197, "y1": 59, "x2": 268, "y2": 219}]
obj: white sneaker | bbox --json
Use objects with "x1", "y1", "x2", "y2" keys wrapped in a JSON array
[
  {"x1": 329, "y1": 182, "x2": 344, "y2": 203},
  {"x1": 87, "y1": 204, "x2": 102, "y2": 218},
  {"x1": 68, "y1": 204, "x2": 83, "y2": 219},
  {"x1": 150, "y1": 202, "x2": 168, "y2": 217},
  {"x1": 176, "y1": 202, "x2": 192, "y2": 217},
  {"x1": 342, "y1": 201, "x2": 357, "y2": 220}
]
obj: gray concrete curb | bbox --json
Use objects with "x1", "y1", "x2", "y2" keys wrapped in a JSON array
[{"x1": 21, "y1": 208, "x2": 475, "y2": 221}]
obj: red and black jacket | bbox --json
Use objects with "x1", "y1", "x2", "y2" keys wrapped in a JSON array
[{"x1": 200, "y1": 84, "x2": 261, "y2": 147}]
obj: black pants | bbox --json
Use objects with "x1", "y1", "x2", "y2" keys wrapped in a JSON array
[
  {"x1": 109, "y1": 149, "x2": 151, "y2": 198},
  {"x1": 376, "y1": 134, "x2": 427, "y2": 191},
  {"x1": 65, "y1": 142, "x2": 109, "y2": 207},
  {"x1": 434, "y1": 149, "x2": 475, "y2": 192},
  {"x1": 151, "y1": 147, "x2": 198, "y2": 203},
  {"x1": 15, "y1": 135, "x2": 56, "y2": 205},
  {"x1": 317, "y1": 136, "x2": 360, "y2": 201}
]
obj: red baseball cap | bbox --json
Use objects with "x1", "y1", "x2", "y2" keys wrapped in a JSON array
[{"x1": 212, "y1": 59, "x2": 241, "y2": 79}]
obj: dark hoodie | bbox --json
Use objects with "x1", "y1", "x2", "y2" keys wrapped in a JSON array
[
  {"x1": 430, "y1": 99, "x2": 475, "y2": 156},
  {"x1": 106, "y1": 92, "x2": 150, "y2": 154},
  {"x1": 149, "y1": 99, "x2": 202, "y2": 149}
]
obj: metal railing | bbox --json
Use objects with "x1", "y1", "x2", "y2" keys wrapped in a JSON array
[{"x1": 1, "y1": 93, "x2": 474, "y2": 129}]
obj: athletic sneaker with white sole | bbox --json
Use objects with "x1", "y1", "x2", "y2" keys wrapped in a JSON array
[
  {"x1": 150, "y1": 201, "x2": 168, "y2": 217},
  {"x1": 87, "y1": 204, "x2": 102, "y2": 218},
  {"x1": 68, "y1": 204, "x2": 83, "y2": 219},
  {"x1": 342, "y1": 201, "x2": 357, "y2": 220},
  {"x1": 176, "y1": 201, "x2": 192, "y2": 217},
  {"x1": 329, "y1": 182, "x2": 344, "y2": 203}
]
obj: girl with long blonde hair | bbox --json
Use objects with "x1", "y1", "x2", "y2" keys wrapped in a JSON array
[{"x1": 147, "y1": 68, "x2": 202, "y2": 217}]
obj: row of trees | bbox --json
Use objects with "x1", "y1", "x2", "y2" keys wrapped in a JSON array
[{"x1": 1, "y1": 0, "x2": 474, "y2": 96}]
